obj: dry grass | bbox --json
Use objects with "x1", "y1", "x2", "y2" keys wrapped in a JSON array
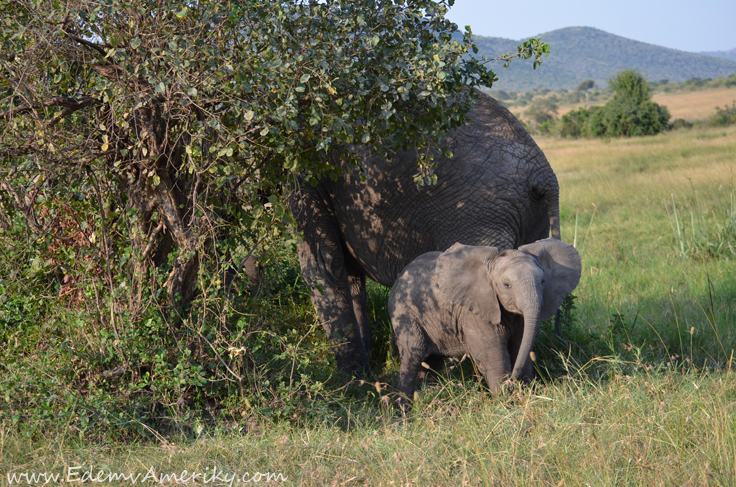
[
  {"x1": 516, "y1": 87, "x2": 736, "y2": 121},
  {"x1": 537, "y1": 125, "x2": 736, "y2": 368},
  {"x1": 652, "y1": 88, "x2": 736, "y2": 121}
]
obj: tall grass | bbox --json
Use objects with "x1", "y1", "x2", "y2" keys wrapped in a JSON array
[
  {"x1": 3, "y1": 368, "x2": 734, "y2": 485},
  {"x1": 666, "y1": 191, "x2": 736, "y2": 260}
]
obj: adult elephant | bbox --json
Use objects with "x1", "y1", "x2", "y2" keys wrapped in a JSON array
[{"x1": 288, "y1": 91, "x2": 561, "y2": 376}]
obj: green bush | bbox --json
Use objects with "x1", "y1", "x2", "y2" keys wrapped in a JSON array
[
  {"x1": 590, "y1": 69, "x2": 671, "y2": 137},
  {"x1": 671, "y1": 118, "x2": 694, "y2": 130},
  {"x1": 525, "y1": 98, "x2": 559, "y2": 129},
  {"x1": 555, "y1": 107, "x2": 595, "y2": 138},
  {"x1": 709, "y1": 102, "x2": 736, "y2": 127},
  {"x1": 0, "y1": 0, "x2": 526, "y2": 439},
  {"x1": 547, "y1": 69, "x2": 671, "y2": 138}
]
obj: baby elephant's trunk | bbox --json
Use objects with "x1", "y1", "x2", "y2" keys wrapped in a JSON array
[{"x1": 511, "y1": 309, "x2": 540, "y2": 380}]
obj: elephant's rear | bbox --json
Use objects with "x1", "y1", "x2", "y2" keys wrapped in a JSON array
[
  {"x1": 447, "y1": 92, "x2": 560, "y2": 244},
  {"x1": 338, "y1": 92, "x2": 559, "y2": 283}
]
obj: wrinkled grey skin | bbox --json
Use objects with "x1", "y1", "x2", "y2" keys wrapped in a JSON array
[
  {"x1": 389, "y1": 238, "x2": 581, "y2": 406},
  {"x1": 288, "y1": 91, "x2": 562, "y2": 376}
]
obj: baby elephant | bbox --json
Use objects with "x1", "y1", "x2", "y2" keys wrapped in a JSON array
[{"x1": 388, "y1": 238, "x2": 581, "y2": 406}]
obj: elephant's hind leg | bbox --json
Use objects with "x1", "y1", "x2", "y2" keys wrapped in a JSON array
[
  {"x1": 347, "y1": 260, "x2": 371, "y2": 362},
  {"x1": 291, "y1": 190, "x2": 370, "y2": 376}
]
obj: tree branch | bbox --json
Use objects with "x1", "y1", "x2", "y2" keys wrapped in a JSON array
[
  {"x1": 66, "y1": 33, "x2": 107, "y2": 56},
  {"x1": 0, "y1": 96, "x2": 99, "y2": 120}
]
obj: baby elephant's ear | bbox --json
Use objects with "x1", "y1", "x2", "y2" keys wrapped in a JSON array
[
  {"x1": 519, "y1": 238, "x2": 582, "y2": 321},
  {"x1": 436, "y1": 243, "x2": 501, "y2": 325}
]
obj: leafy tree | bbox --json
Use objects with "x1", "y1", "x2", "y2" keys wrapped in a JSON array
[
  {"x1": 588, "y1": 69, "x2": 670, "y2": 137},
  {"x1": 576, "y1": 79, "x2": 595, "y2": 92},
  {"x1": 1, "y1": 0, "x2": 550, "y2": 316}
]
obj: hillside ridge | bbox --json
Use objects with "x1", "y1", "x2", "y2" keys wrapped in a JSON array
[
  {"x1": 700, "y1": 48, "x2": 736, "y2": 63},
  {"x1": 471, "y1": 26, "x2": 736, "y2": 91}
]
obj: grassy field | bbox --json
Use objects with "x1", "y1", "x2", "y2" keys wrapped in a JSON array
[{"x1": 2, "y1": 125, "x2": 736, "y2": 485}]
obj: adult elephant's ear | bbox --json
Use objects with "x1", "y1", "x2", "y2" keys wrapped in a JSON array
[
  {"x1": 436, "y1": 243, "x2": 501, "y2": 325},
  {"x1": 519, "y1": 238, "x2": 582, "y2": 321}
]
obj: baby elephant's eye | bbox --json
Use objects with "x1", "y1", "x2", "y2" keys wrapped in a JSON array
[
  {"x1": 503, "y1": 282, "x2": 511, "y2": 289},
  {"x1": 541, "y1": 279, "x2": 546, "y2": 285}
]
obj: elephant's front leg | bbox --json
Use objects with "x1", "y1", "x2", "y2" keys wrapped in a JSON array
[
  {"x1": 291, "y1": 191, "x2": 370, "y2": 376},
  {"x1": 462, "y1": 318, "x2": 513, "y2": 394},
  {"x1": 392, "y1": 315, "x2": 428, "y2": 410}
]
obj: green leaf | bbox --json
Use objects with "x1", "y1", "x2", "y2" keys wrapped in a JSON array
[
  {"x1": 299, "y1": 74, "x2": 311, "y2": 83},
  {"x1": 244, "y1": 110, "x2": 254, "y2": 121},
  {"x1": 130, "y1": 37, "x2": 141, "y2": 50},
  {"x1": 152, "y1": 175, "x2": 160, "y2": 186},
  {"x1": 155, "y1": 82, "x2": 165, "y2": 94}
]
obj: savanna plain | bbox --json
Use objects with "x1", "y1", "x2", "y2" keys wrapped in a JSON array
[{"x1": 2, "y1": 99, "x2": 736, "y2": 486}]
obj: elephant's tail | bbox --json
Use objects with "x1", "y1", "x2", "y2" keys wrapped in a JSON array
[{"x1": 544, "y1": 178, "x2": 561, "y2": 240}]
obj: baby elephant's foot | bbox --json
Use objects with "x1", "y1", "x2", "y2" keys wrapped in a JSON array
[{"x1": 393, "y1": 394, "x2": 413, "y2": 416}]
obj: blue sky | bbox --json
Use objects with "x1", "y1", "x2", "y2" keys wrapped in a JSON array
[{"x1": 445, "y1": 0, "x2": 736, "y2": 53}]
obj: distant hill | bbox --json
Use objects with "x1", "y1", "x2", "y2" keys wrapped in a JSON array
[
  {"x1": 700, "y1": 49, "x2": 736, "y2": 63},
  {"x1": 470, "y1": 27, "x2": 736, "y2": 92}
]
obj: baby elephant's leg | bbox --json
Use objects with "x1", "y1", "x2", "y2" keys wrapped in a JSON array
[
  {"x1": 463, "y1": 321, "x2": 512, "y2": 394},
  {"x1": 416, "y1": 354, "x2": 444, "y2": 388},
  {"x1": 392, "y1": 314, "x2": 429, "y2": 409}
]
